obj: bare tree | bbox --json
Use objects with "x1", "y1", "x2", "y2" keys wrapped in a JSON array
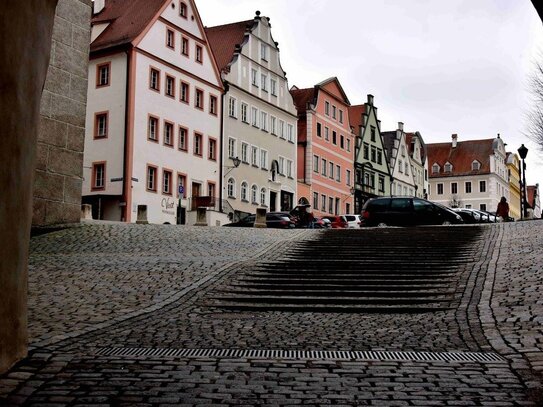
[{"x1": 526, "y1": 61, "x2": 543, "y2": 153}]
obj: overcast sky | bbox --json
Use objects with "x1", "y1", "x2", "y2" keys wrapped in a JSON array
[{"x1": 199, "y1": 0, "x2": 543, "y2": 190}]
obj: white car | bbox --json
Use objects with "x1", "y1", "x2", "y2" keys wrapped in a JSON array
[{"x1": 342, "y1": 214, "x2": 362, "y2": 228}]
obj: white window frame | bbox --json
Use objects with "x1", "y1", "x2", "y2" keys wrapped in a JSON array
[
  {"x1": 228, "y1": 97, "x2": 237, "y2": 118},
  {"x1": 228, "y1": 137, "x2": 236, "y2": 158}
]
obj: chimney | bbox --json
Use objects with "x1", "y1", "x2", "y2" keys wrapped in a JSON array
[
  {"x1": 93, "y1": 0, "x2": 105, "y2": 14},
  {"x1": 398, "y1": 122, "x2": 404, "y2": 131},
  {"x1": 452, "y1": 134, "x2": 458, "y2": 148},
  {"x1": 367, "y1": 94, "x2": 374, "y2": 105}
]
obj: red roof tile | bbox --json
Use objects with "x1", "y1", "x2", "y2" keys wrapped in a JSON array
[
  {"x1": 91, "y1": 0, "x2": 167, "y2": 52},
  {"x1": 427, "y1": 139, "x2": 495, "y2": 177},
  {"x1": 348, "y1": 104, "x2": 366, "y2": 133},
  {"x1": 205, "y1": 20, "x2": 254, "y2": 72},
  {"x1": 290, "y1": 88, "x2": 316, "y2": 112}
]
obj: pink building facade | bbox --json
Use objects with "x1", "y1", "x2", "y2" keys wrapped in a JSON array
[{"x1": 291, "y1": 78, "x2": 354, "y2": 217}]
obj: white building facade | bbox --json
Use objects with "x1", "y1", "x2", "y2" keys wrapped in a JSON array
[
  {"x1": 83, "y1": 0, "x2": 224, "y2": 224},
  {"x1": 382, "y1": 123, "x2": 417, "y2": 197},
  {"x1": 206, "y1": 13, "x2": 298, "y2": 217}
]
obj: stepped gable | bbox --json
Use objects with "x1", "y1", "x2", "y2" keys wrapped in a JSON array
[
  {"x1": 427, "y1": 139, "x2": 494, "y2": 177},
  {"x1": 91, "y1": 0, "x2": 166, "y2": 52},
  {"x1": 205, "y1": 19, "x2": 255, "y2": 72},
  {"x1": 381, "y1": 131, "x2": 396, "y2": 164}
]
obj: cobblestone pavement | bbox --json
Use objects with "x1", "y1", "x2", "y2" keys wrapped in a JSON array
[{"x1": 1, "y1": 220, "x2": 543, "y2": 406}]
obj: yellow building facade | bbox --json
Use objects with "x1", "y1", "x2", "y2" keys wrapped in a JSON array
[{"x1": 506, "y1": 153, "x2": 521, "y2": 220}]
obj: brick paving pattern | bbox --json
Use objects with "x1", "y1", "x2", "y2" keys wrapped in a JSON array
[{"x1": 1, "y1": 220, "x2": 543, "y2": 406}]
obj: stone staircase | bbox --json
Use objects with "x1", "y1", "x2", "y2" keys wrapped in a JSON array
[{"x1": 204, "y1": 227, "x2": 482, "y2": 313}]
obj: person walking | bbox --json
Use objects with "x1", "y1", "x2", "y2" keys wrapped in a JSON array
[{"x1": 496, "y1": 196, "x2": 510, "y2": 221}]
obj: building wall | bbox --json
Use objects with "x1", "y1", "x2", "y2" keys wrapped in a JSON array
[
  {"x1": 507, "y1": 154, "x2": 521, "y2": 219},
  {"x1": 222, "y1": 16, "x2": 298, "y2": 213},
  {"x1": 34, "y1": 0, "x2": 92, "y2": 226}
]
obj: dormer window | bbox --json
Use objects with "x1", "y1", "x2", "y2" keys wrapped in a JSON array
[
  {"x1": 444, "y1": 162, "x2": 453, "y2": 173},
  {"x1": 432, "y1": 163, "x2": 440, "y2": 174},
  {"x1": 472, "y1": 160, "x2": 481, "y2": 171}
]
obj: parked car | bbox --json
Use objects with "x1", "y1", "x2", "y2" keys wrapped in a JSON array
[
  {"x1": 361, "y1": 197, "x2": 464, "y2": 227},
  {"x1": 342, "y1": 214, "x2": 362, "y2": 228},
  {"x1": 321, "y1": 215, "x2": 349, "y2": 228},
  {"x1": 452, "y1": 208, "x2": 481, "y2": 224},
  {"x1": 224, "y1": 212, "x2": 295, "y2": 229}
]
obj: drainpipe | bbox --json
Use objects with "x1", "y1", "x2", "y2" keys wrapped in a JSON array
[
  {"x1": 121, "y1": 49, "x2": 131, "y2": 222},
  {"x1": 219, "y1": 82, "x2": 228, "y2": 213}
]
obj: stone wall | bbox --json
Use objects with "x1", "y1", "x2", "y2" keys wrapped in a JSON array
[{"x1": 34, "y1": 0, "x2": 92, "y2": 226}]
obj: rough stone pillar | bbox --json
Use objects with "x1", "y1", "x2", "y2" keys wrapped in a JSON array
[
  {"x1": 0, "y1": 0, "x2": 59, "y2": 373},
  {"x1": 136, "y1": 205, "x2": 149, "y2": 224},
  {"x1": 254, "y1": 208, "x2": 267, "y2": 228},
  {"x1": 194, "y1": 207, "x2": 208, "y2": 226}
]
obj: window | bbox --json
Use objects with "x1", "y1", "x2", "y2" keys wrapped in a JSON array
[
  {"x1": 329, "y1": 162, "x2": 334, "y2": 179},
  {"x1": 178, "y1": 126, "x2": 188, "y2": 151},
  {"x1": 228, "y1": 137, "x2": 236, "y2": 158},
  {"x1": 181, "y1": 37, "x2": 189, "y2": 56},
  {"x1": 398, "y1": 159, "x2": 403, "y2": 173},
  {"x1": 251, "y1": 185, "x2": 258, "y2": 204},
  {"x1": 444, "y1": 162, "x2": 452, "y2": 173},
  {"x1": 479, "y1": 180, "x2": 486, "y2": 193},
  {"x1": 346, "y1": 169, "x2": 351, "y2": 186},
  {"x1": 472, "y1": 160, "x2": 481, "y2": 171},
  {"x1": 287, "y1": 124, "x2": 294, "y2": 142},
  {"x1": 286, "y1": 160, "x2": 293, "y2": 178},
  {"x1": 340, "y1": 135, "x2": 344, "y2": 149},
  {"x1": 339, "y1": 110, "x2": 343, "y2": 124},
  {"x1": 241, "y1": 103, "x2": 248, "y2": 123},
  {"x1": 92, "y1": 162, "x2": 105, "y2": 190},
  {"x1": 195, "y1": 89, "x2": 204, "y2": 109},
  {"x1": 325, "y1": 101, "x2": 330, "y2": 116},
  {"x1": 179, "y1": 1, "x2": 187, "y2": 17},
  {"x1": 195, "y1": 45, "x2": 203, "y2": 63},
  {"x1": 371, "y1": 126, "x2": 376, "y2": 142},
  {"x1": 166, "y1": 29, "x2": 175, "y2": 49},
  {"x1": 317, "y1": 122, "x2": 322, "y2": 138},
  {"x1": 209, "y1": 95, "x2": 217, "y2": 115},
  {"x1": 270, "y1": 78, "x2": 277, "y2": 96},
  {"x1": 437, "y1": 183, "x2": 444, "y2": 195},
  {"x1": 162, "y1": 170, "x2": 172, "y2": 195},
  {"x1": 313, "y1": 192, "x2": 319, "y2": 210},
  {"x1": 165, "y1": 75, "x2": 175, "y2": 97},
  {"x1": 241, "y1": 182, "x2": 248, "y2": 201},
  {"x1": 432, "y1": 163, "x2": 440, "y2": 174},
  {"x1": 363, "y1": 144, "x2": 369, "y2": 160},
  {"x1": 336, "y1": 165, "x2": 341, "y2": 182},
  {"x1": 147, "y1": 165, "x2": 157, "y2": 191},
  {"x1": 480, "y1": 204, "x2": 487, "y2": 211},
  {"x1": 251, "y1": 146, "x2": 258, "y2": 166},
  {"x1": 149, "y1": 68, "x2": 160, "y2": 91},
  {"x1": 321, "y1": 194, "x2": 326, "y2": 211},
  {"x1": 193, "y1": 133, "x2": 203, "y2": 156},
  {"x1": 270, "y1": 116, "x2": 276, "y2": 135},
  {"x1": 96, "y1": 62, "x2": 110, "y2": 87},
  {"x1": 228, "y1": 97, "x2": 237, "y2": 118},
  {"x1": 279, "y1": 157, "x2": 285, "y2": 175},
  {"x1": 208, "y1": 138, "x2": 216, "y2": 161},
  {"x1": 377, "y1": 150, "x2": 382, "y2": 165},
  {"x1": 251, "y1": 69, "x2": 258, "y2": 87},
  {"x1": 451, "y1": 182, "x2": 458, "y2": 194},
  {"x1": 405, "y1": 162, "x2": 409, "y2": 175},
  {"x1": 378, "y1": 176, "x2": 385, "y2": 193},
  {"x1": 321, "y1": 158, "x2": 327, "y2": 176},
  {"x1": 371, "y1": 147, "x2": 376, "y2": 163},
  {"x1": 260, "y1": 111, "x2": 267, "y2": 131},
  {"x1": 148, "y1": 116, "x2": 159, "y2": 142},
  {"x1": 332, "y1": 131, "x2": 337, "y2": 145},
  {"x1": 163, "y1": 121, "x2": 173, "y2": 147},
  {"x1": 401, "y1": 146, "x2": 406, "y2": 157},
  {"x1": 208, "y1": 183, "x2": 216, "y2": 199},
  {"x1": 94, "y1": 112, "x2": 108, "y2": 138},
  {"x1": 260, "y1": 149, "x2": 268, "y2": 169},
  {"x1": 261, "y1": 42, "x2": 268, "y2": 61},
  {"x1": 347, "y1": 138, "x2": 351, "y2": 152},
  {"x1": 329, "y1": 197, "x2": 334, "y2": 214},
  {"x1": 279, "y1": 120, "x2": 285, "y2": 138},
  {"x1": 251, "y1": 107, "x2": 258, "y2": 127},
  {"x1": 227, "y1": 178, "x2": 235, "y2": 198},
  {"x1": 331, "y1": 106, "x2": 337, "y2": 119},
  {"x1": 313, "y1": 155, "x2": 319, "y2": 173},
  {"x1": 261, "y1": 74, "x2": 267, "y2": 91},
  {"x1": 324, "y1": 127, "x2": 329, "y2": 141},
  {"x1": 177, "y1": 174, "x2": 186, "y2": 198},
  {"x1": 465, "y1": 181, "x2": 472, "y2": 194},
  {"x1": 180, "y1": 81, "x2": 189, "y2": 103},
  {"x1": 260, "y1": 188, "x2": 266, "y2": 206},
  {"x1": 241, "y1": 142, "x2": 248, "y2": 163}
]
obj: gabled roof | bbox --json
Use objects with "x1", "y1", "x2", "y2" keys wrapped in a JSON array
[
  {"x1": 405, "y1": 132, "x2": 426, "y2": 163},
  {"x1": 205, "y1": 20, "x2": 254, "y2": 72},
  {"x1": 316, "y1": 77, "x2": 350, "y2": 105},
  {"x1": 381, "y1": 131, "x2": 397, "y2": 164},
  {"x1": 348, "y1": 104, "x2": 366, "y2": 133},
  {"x1": 91, "y1": 0, "x2": 166, "y2": 52},
  {"x1": 290, "y1": 87, "x2": 316, "y2": 112},
  {"x1": 427, "y1": 139, "x2": 495, "y2": 177}
]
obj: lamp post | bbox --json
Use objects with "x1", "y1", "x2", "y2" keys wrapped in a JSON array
[{"x1": 517, "y1": 144, "x2": 528, "y2": 219}]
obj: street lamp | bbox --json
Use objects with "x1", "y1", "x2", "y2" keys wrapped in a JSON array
[{"x1": 517, "y1": 144, "x2": 528, "y2": 219}]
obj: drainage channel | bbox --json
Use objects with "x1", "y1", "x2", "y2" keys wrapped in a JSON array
[{"x1": 95, "y1": 347, "x2": 505, "y2": 363}]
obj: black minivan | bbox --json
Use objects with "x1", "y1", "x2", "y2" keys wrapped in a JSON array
[{"x1": 361, "y1": 197, "x2": 464, "y2": 227}]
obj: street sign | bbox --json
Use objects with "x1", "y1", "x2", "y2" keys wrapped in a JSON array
[
  {"x1": 131, "y1": 177, "x2": 139, "y2": 182},
  {"x1": 178, "y1": 185, "x2": 185, "y2": 194},
  {"x1": 110, "y1": 177, "x2": 123, "y2": 182}
]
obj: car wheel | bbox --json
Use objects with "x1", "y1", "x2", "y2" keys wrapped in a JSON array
[
  {"x1": 377, "y1": 222, "x2": 387, "y2": 227},
  {"x1": 442, "y1": 221, "x2": 451, "y2": 225}
]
